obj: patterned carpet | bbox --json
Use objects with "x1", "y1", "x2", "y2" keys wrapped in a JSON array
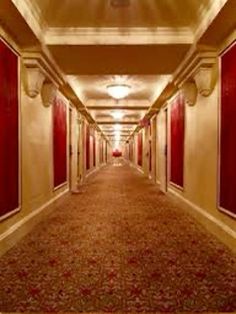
[{"x1": 0, "y1": 163, "x2": 236, "y2": 312}]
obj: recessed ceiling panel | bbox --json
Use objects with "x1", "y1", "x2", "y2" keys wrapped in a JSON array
[
  {"x1": 50, "y1": 45, "x2": 190, "y2": 75},
  {"x1": 31, "y1": 0, "x2": 211, "y2": 29}
]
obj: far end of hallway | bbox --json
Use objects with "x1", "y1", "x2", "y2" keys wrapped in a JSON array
[{"x1": 0, "y1": 163, "x2": 235, "y2": 312}]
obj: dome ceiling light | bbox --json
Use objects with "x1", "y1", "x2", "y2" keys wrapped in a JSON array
[
  {"x1": 111, "y1": 111, "x2": 124, "y2": 120},
  {"x1": 114, "y1": 124, "x2": 122, "y2": 131},
  {"x1": 107, "y1": 84, "x2": 131, "y2": 100}
]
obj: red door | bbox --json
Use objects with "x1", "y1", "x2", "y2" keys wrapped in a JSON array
[
  {"x1": 0, "y1": 40, "x2": 19, "y2": 219},
  {"x1": 137, "y1": 132, "x2": 143, "y2": 166},
  {"x1": 86, "y1": 124, "x2": 90, "y2": 170},
  {"x1": 219, "y1": 42, "x2": 236, "y2": 217}
]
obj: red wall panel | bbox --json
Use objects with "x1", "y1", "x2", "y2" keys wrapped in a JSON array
[
  {"x1": 93, "y1": 135, "x2": 96, "y2": 167},
  {"x1": 86, "y1": 124, "x2": 90, "y2": 170},
  {"x1": 105, "y1": 141, "x2": 108, "y2": 163},
  {"x1": 0, "y1": 40, "x2": 19, "y2": 218},
  {"x1": 170, "y1": 94, "x2": 185, "y2": 188},
  {"x1": 137, "y1": 131, "x2": 143, "y2": 167},
  {"x1": 149, "y1": 140, "x2": 152, "y2": 172},
  {"x1": 100, "y1": 140, "x2": 104, "y2": 164},
  {"x1": 129, "y1": 141, "x2": 133, "y2": 162},
  {"x1": 53, "y1": 97, "x2": 67, "y2": 188},
  {"x1": 220, "y1": 42, "x2": 236, "y2": 216}
]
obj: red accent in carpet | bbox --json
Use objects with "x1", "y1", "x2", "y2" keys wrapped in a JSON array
[{"x1": 0, "y1": 165, "x2": 235, "y2": 312}]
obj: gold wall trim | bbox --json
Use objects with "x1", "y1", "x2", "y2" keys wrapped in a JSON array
[
  {"x1": 168, "y1": 188, "x2": 236, "y2": 252},
  {"x1": 0, "y1": 189, "x2": 69, "y2": 257}
]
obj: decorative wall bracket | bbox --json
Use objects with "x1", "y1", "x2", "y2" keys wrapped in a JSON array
[
  {"x1": 41, "y1": 82, "x2": 58, "y2": 107},
  {"x1": 23, "y1": 64, "x2": 46, "y2": 98},
  {"x1": 194, "y1": 63, "x2": 218, "y2": 97},
  {"x1": 22, "y1": 53, "x2": 63, "y2": 104},
  {"x1": 181, "y1": 80, "x2": 198, "y2": 106},
  {"x1": 174, "y1": 47, "x2": 218, "y2": 104}
]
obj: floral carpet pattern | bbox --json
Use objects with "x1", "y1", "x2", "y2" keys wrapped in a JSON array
[{"x1": 0, "y1": 164, "x2": 236, "y2": 312}]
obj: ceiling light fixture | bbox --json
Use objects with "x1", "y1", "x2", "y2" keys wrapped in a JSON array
[
  {"x1": 111, "y1": 111, "x2": 124, "y2": 120},
  {"x1": 114, "y1": 124, "x2": 122, "y2": 131},
  {"x1": 107, "y1": 84, "x2": 131, "y2": 100}
]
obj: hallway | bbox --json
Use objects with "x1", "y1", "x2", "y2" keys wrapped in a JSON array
[{"x1": 0, "y1": 163, "x2": 235, "y2": 312}]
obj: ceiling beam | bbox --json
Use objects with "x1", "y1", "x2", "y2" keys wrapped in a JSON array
[
  {"x1": 87, "y1": 105, "x2": 149, "y2": 110},
  {"x1": 97, "y1": 121, "x2": 139, "y2": 125},
  {"x1": 45, "y1": 27, "x2": 194, "y2": 46},
  {"x1": 49, "y1": 45, "x2": 191, "y2": 75}
]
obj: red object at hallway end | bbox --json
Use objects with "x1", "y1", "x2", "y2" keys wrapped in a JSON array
[{"x1": 113, "y1": 149, "x2": 122, "y2": 157}]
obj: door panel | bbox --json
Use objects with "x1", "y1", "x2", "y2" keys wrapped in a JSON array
[
  {"x1": 0, "y1": 40, "x2": 19, "y2": 219},
  {"x1": 219, "y1": 42, "x2": 236, "y2": 217}
]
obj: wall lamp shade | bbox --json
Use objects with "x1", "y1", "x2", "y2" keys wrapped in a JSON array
[{"x1": 107, "y1": 84, "x2": 131, "y2": 99}]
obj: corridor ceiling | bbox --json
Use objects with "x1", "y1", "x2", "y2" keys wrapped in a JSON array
[{"x1": 0, "y1": 0, "x2": 235, "y2": 147}]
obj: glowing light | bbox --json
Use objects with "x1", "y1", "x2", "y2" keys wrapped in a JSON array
[
  {"x1": 114, "y1": 141, "x2": 120, "y2": 149},
  {"x1": 107, "y1": 84, "x2": 131, "y2": 99},
  {"x1": 111, "y1": 111, "x2": 124, "y2": 120},
  {"x1": 114, "y1": 124, "x2": 122, "y2": 131},
  {"x1": 115, "y1": 133, "x2": 120, "y2": 141}
]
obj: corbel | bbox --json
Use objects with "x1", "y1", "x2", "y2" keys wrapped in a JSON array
[
  {"x1": 41, "y1": 81, "x2": 58, "y2": 107},
  {"x1": 22, "y1": 59, "x2": 46, "y2": 98},
  {"x1": 194, "y1": 61, "x2": 218, "y2": 97},
  {"x1": 22, "y1": 52, "x2": 64, "y2": 102},
  {"x1": 181, "y1": 79, "x2": 198, "y2": 106},
  {"x1": 174, "y1": 46, "x2": 218, "y2": 100}
]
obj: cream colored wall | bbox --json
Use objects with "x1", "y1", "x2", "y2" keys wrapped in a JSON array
[
  {"x1": 151, "y1": 116, "x2": 157, "y2": 181},
  {"x1": 107, "y1": 143, "x2": 112, "y2": 162},
  {"x1": 0, "y1": 77, "x2": 69, "y2": 237},
  {"x1": 166, "y1": 82, "x2": 235, "y2": 231},
  {"x1": 156, "y1": 108, "x2": 168, "y2": 191},
  {"x1": 69, "y1": 106, "x2": 79, "y2": 191},
  {"x1": 95, "y1": 131, "x2": 100, "y2": 167}
]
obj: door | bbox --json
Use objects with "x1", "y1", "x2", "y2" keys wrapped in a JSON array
[
  {"x1": 149, "y1": 140, "x2": 152, "y2": 174},
  {"x1": 0, "y1": 39, "x2": 19, "y2": 220},
  {"x1": 69, "y1": 107, "x2": 79, "y2": 192},
  {"x1": 160, "y1": 108, "x2": 168, "y2": 193}
]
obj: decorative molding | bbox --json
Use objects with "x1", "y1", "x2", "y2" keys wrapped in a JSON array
[
  {"x1": 44, "y1": 27, "x2": 194, "y2": 45},
  {"x1": 194, "y1": 0, "x2": 229, "y2": 43},
  {"x1": 23, "y1": 63, "x2": 46, "y2": 98},
  {"x1": 168, "y1": 188, "x2": 236, "y2": 248},
  {"x1": 174, "y1": 46, "x2": 218, "y2": 98},
  {"x1": 22, "y1": 52, "x2": 63, "y2": 100},
  {"x1": 194, "y1": 63, "x2": 217, "y2": 97},
  {"x1": 0, "y1": 189, "x2": 69, "y2": 257},
  {"x1": 11, "y1": 0, "x2": 47, "y2": 41},
  {"x1": 41, "y1": 82, "x2": 58, "y2": 107},
  {"x1": 23, "y1": 52, "x2": 64, "y2": 87},
  {"x1": 181, "y1": 80, "x2": 198, "y2": 106}
]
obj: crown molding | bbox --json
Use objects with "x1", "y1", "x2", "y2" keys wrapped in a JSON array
[
  {"x1": 173, "y1": 45, "x2": 218, "y2": 97},
  {"x1": 11, "y1": 0, "x2": 47, "y2": 41},
  {"x1": 97, "y1": 121, "x2": 139, "y2": 125},
  {"x1": 86, "y1": 99, "x2": 151, "y2": 107},
  {"x1": 44, "y1": 27, "x2": 194, "y2": 45},
  {"x1": 86, "y1": 105, "x2": 149, "y2": 111},
  {"x1": 194, "y1": 0, "x2": 228, "y2": 43},
  {"x1": 22, "y1": 51, "x2": 64, "y2": 87}
]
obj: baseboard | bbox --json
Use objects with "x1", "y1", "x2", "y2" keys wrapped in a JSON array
[
  {"x1": 85, "y1": 164, "x2": 106, "y2": 179},
  {"x1": 134, "y1": 165, "x2": 144, "y2": 175},
  {"x1": 168, "y1": 188, "x2": 236, "y2": 252},
  {"x1": 0, "y1": 189, "x2": 69, "y2": 257}
]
